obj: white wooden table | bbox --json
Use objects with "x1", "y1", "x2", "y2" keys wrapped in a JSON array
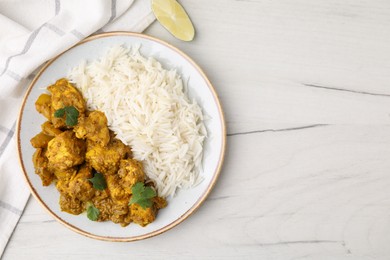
[{"x1": 4, "y1": 1, "x2": 390, "y2": 259}]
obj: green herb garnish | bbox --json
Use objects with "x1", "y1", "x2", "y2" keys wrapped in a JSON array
[
  {"x1": 86, "y1": 202, "x2": 99, "y2": 221},
  {"x1": 54, "y1": 106, "x2": 79, "y2": 126},
  {"x1": 129, "y1": 182, "x2": 156, "y2": 209},
  {"x1": 88, "y1": 171, "x2": 107, "y2": 190}
]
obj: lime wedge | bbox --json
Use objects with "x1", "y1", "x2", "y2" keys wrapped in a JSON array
[{"x1": 151, "y1": 0, "x2": 195, "y2": 41}]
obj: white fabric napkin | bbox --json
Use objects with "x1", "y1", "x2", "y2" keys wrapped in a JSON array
[{"x1": 0, "y1": 0, "x2": 155, "y2": 257}]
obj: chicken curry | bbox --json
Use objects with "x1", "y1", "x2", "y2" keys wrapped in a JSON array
[{"x1": 30, "y1": 78, "x2": 166, "y2": 227}]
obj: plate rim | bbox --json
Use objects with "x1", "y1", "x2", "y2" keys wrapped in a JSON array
[{"x1": 16, "y1": 31, "x2": 227, "y2": 242}]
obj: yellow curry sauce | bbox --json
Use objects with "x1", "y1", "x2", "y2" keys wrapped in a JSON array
[{"x1": 30, "y1": 78, "x2": 166, "y2": 227}]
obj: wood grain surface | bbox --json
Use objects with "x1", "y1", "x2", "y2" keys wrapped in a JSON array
[{"x1": 4, "y1": 0, "x2": 390, "y2": 259}]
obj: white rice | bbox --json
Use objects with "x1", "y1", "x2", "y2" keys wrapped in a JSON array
[{"x1": 68, "y1": 45, "x2": 207, "y2": 197}]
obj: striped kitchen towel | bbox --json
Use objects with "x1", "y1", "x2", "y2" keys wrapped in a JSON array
[{"x1": 0, "y1": 0, "x2": 155, "y2": 257}]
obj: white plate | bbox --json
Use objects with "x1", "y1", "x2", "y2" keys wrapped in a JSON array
[{"x1": 17, "y1": 32, "x2": 226, "y2": 241}]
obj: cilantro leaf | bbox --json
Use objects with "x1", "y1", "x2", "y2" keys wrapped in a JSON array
[
  {"x1": 64, "y1": 106, "x2": 79, "y2": 126},
  {"x1": 54, "y1": 108, "x2": 65, "y2": 117},
  {"x1": 136, "y1": 198, "x2": 153, "y2": 209},
  {"x1": 132, "y1": 182, "x2": 145, "y2": 195},
  {"x1": 129, "y1": 182, "x2": 156, "y2": 209},
  {"x1": 53, "y1": 106, "x2": 79, "y2": 126},
  {"x1": 88, "y1": 171, "x2": 107, "y2": 190},
  {"x1": 86, "y1": 203, "x2": 99, "y2": 221},
  {"x1": 143, "y1": 186, "x2": 156, "y2": 199},
  {"x1": 129, "y1": 195, "x2": 140, "y2": 205}
]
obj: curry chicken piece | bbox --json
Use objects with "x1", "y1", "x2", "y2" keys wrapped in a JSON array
[
  {"x1": 111, "y1": 203, "x2": 132, "y2": 226},
  {"x1": 102, "y1": 162, "x2": 166, "y2": 227},
  {"x1": 56, "y1": 164, "x2": 94, "y2": 202},
  {"x1": 105, "y1": 159, "x2": 145, "y2": 205},
  {"x1": 52, "y1": 167, "x2": 78, "y2": 181},
  {"x1": 92, "y1": 189, "x2": 132, "y2": 226},
  {"x1": 48, "y1": 78, "x2": 86, "y2": 128},
  {"x1": 92, "y1": 190, "x2": 114, "y2": 221},
  {"x1": 130, "y1": 194, "x2": 167, "y2": 227},
  {"x1": 59, "y1": 193, "x2": 84, "y2": 215},
  {"x1": 129, "y1": 203, "x2": 157, "y2": 227},
  {"x1": 46, "y1": 130, "x2": 86, "y2": 171},
  {"x1": 30, "y1": 132, "x2": 53, "y2": 148},
  {"x1": 85, "y1": 135, "x2": 131, "y2": 175},
  {"x1": 103, "y1": 160, "x2": 156, "y2": 227},
  {"x1": 35, "y1": 93, "x2": 51, "y2": 120},
  {"x1": 67, "y1": 164, "x2": 95, "y2": 201},
  {"x1": 106, "y1": 174, "x2": 131, "y2": 205},
  {"x1": 74, "y1": 110, "x2": 110, "y2": 147},
  {"x1": 117, "y1": 159, "x2": 145, "y2": 188},
  {"x1": 32, "y1": 148, "x2": 54, "y2": 186},
  {"x1": 41, "y1": 121, "x2": 62, "y2": 136}
]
